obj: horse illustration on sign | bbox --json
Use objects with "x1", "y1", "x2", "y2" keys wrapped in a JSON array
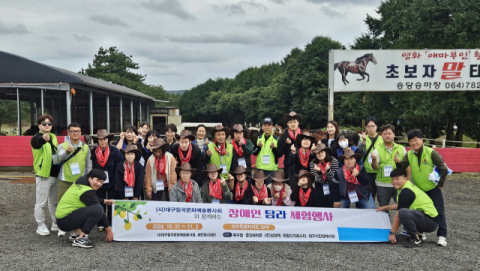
[{"x1": 334, "y1": 53, "x2": 377, "y2": 85}]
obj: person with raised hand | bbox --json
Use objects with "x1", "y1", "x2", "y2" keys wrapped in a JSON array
[
  {"x1": 277, "y1": 111, "x2": 303, "y2": 183},
  {"x1": 170, "y1": 130, "x2": 204, "y2": 187},
  {"x1": 288, "y1": 131, "x2": 316, "y2": 189},
  {"x1": 227, "y1": 166, "x2": 253, "y2": 204},
  {"x1": 229, "y1": 124, "x2": 254, "y2": 174},
  {"x1": 267, "y1": 171, "x2": 295, "y2": 206},
  {"x1": 252, "y1": 117, "x2": 281, "y2": 180},
  {"x1": 243, "y1": 170, "x2": 272, "y2": 205}
]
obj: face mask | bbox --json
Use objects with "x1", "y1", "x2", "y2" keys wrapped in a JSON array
[
  {"x1": 273, "y1": 185, "x2": 283, "y2": 192},
  {"x1": 339, "y1": 141, "x2": 348, "y2": 149}
]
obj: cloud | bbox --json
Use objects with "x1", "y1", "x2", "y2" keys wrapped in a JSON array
[
  {"x1": 166, "y1": 33, "x2": 259, "y2": 44},
  {"x1": 212, "y1": 4, "x2": 245, "y2": 15},
  {"x1": 90, "y1": 15, "x2": 128, "y2": 27},
  {"x1": 307, "y1": 0, "x2": 378, "y2": 6},
  {"x1": 321, "y1": 6, "x2": 345, "y2": 18},
  {"x1": 269, "y1": 0, "x2": 289, "y2": 4},
  {"x1": 141, "y1": 0, "x2": 196, "y2": 20},
  {"x1": 135, "y1": 46, "x2": 227, "y2": 63},
  {"x1": 130, "y1": 31, "x2": 165, "y2": 42},
  {"x1": 73, "y1": 34, "x2": 93, "y2": 42},
  {"x1": 0, "y1": 22, "x2": 30, "y2": 35}
]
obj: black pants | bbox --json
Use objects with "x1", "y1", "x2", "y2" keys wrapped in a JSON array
[
  {"x1": 57, "y1": 205, "x2": 105, "y2": 234},
  {"x1": 367, "y1": 173, "x2": 377, "y2": 200},
  {"x1": 96, "y1": 187, "x2": 116, "y2": 226},
  {"x1": 398, "y1": 209, "x2": 439, "y2": 236},
  {"x1": 425, "y1": 186, "x2": 447, "y2": 237},
  {"x1": 287, "y1": 166, "x2": 298, "y2": 190},
  {"x1": 151, "y1": 189, "x2": 169, "y2": 201}
]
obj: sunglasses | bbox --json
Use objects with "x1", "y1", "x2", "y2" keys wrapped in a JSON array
[{"x1": 41, "y1": 122, "x2": 53, "y2": 126}]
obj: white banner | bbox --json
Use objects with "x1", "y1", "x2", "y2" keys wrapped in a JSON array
[
  {"x1": 331, "y1": 49, "x2": 480, "y2": 92},
  {"x1": 112, "y1": 201, "x2": 391, "y2": 242}
]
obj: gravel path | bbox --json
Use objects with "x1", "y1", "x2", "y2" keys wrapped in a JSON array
[{"x1": 1, "y1": 174, "x2": 479, "y2": 270}]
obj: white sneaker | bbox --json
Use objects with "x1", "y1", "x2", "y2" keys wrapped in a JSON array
[
  {"x1": 58, "y1": 229, "x2": 67, "y2": 237},
  {"x1": 51, "y1": 223, "x2": 59, "y2": 232},
  {"x1": 420, "y1": 233, "x2": 427, "y2": 241},
  {"x1": 437, "y1": 236, "x2": 447, "y2": 247},
  {"x1": 36, "y1": 225, "x2": 50, "y2": 236}
]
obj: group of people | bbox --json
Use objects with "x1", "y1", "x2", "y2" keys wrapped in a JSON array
[{"x1": 31, "y1": 112, "x2": 449, "y2": 249}]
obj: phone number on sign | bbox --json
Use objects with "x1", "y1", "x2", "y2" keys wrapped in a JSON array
[{"x1": 397, "y1": 82, "x2": 480, "y2": 90}]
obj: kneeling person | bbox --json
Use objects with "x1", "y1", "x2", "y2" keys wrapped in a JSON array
[
  {"x1": 377, "y1": 169, "x2": 439, "y2": 248},
  {"x1": 55, "y1": 169, "x2": 114, "y2": 248},
  {"x1": 170, "y1": 163, "x2": 202, "y2": 203}
]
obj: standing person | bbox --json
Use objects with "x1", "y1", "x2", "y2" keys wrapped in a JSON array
[
  {"x1": 57, "y1": 122, "x2": 92, "y2": 202},
  {"x1": 277, "y1": 111, "x2": 303, "y2": 185},
  {"x1": 138, "y1": 122, "x2": 150, "y2": 146},
  {"x1": 201, "y1": 164, "x2": 232, "y2": 204},
  {"x1": 192, "y1": 124, "x2": 209, "y2": 157},
  {"x1": 371, "y1": 124, "x2": 408, "y2": 210},
  {"x1": 252, "y1": 117, "x2": 281, "y2": 180},
  {"x1": 377, "y1": 169, "x2": 440, "y2": 248},
  {"x1": 170, "y1": 163, "x2": 202, "y2": 203},
  {"x1": 90, "y1": 129, "x2": 122, "y2": 229},
  {"x1": 267, "y1": 171, "x2": 295, "y2": 206},
  {"x1": 332, "y1": 150, "x2": 375, "y2": 209},
  {"x1": 164, "y1": 123, "x2": 179, "y2": 152},
  {"x1": 288, "y1": 131, "x2": 316, "y2": 189},
  {"x1": 170, "y1": 130, "x2": 204, "y2": 187},
  {"x1": 115, "y1": 125, "x2": 144, "y2": 165},
  {"x1": 321, "y1": 120, "x2": 340, "y2": 151},
  {"x1": 290, "y1": 170, "x2": 321, "y2": 207},
  {"x1": 243, "y1": 170, "x2": 272, "y2": 205},
  {"x1": 115, "y1": 145, "x2": 145, "y2": 200},
  {"x1": 336, "y1": 133, "x2": 363, "y2": 167},
  {"x1": 31, "y1": 114, "x2": 60, "y2": 236},
  {"x1": 227, "y1": 166, "x2": 252, "y2": 204},
  {"x1": 310, "y1": 143, "x2": 339, "y2": 207},
  {"x1": 358, "y1": 117, "x2": 383, "y2": 201},
  {"x1": 144, "y1": 138, "x2": 176, "y2": 201},
  {"x1": 141, "y1": 130, "x2": 160, "y2": 163},
  {"x1": 229, "y1": 124, "x2": 254, "y2": 173},
  {"x1": 396, "y1": 129, "x2": 449, "y2": 247},
  {"x1": 203, "y1": 125, "x2": 236, "y2": 181},
  {"x1": 55, "y1": 169, "x2": 114, "y2": 248}
]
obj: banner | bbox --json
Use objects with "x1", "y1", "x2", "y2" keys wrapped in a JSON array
[
  {"x1": 112, "y1": 201, "x2": 391, "y2": 242},
  {"x1": 330, "y1": 49, "x2": 480, "y2": 92}
]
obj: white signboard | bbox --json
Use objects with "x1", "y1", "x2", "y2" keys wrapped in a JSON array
[
  {"x1": 112, "y1": 201, "x2": 391, "y2": 242},
  {"x1": 331, "y1": 49, "x2": 480, "y2": 92}
]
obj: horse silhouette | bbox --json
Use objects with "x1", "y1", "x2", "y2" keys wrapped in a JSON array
[{"x1": 334, "y1": 53, "x2": 377, "y2": 85}]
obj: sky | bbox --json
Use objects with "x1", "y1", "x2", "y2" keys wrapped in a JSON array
[{"x1": 0, "y1": 0, "x2": 382, "y2": 90}]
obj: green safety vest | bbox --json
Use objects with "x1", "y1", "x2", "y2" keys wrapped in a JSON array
[
  {"x1": 407, "y1": 145, "x2": 436, "y2": 192},
  {"x1": 61, "y1": 141, "x2": 89, "y2": 183},
  {"x1": 255, "y1": 133, "x2": 278, "y2": 171},
  {"x1": 376, "y1": 142, "x2": 405, "y2": 184},
  {"x1": 31, "y1": 132, "x2": 58, "y2": 178},
  {"x1": 397, "y1": 180, "x2": 438, "y2": 218},
  {"x1": 207, "y1": 142, "x2": 234, "y2": 179},
  {"x1": 56, "y1": 183, "x2": 93, "y2": 219},
  {"x1": 364, "y1": 135, "x2": 384, "y2": 173}
]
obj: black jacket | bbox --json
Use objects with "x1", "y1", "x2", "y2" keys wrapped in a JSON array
[
  {"x1": 90, "y1": 145, "x2": 123, "y2": 189},
  {"x1": 321, "y1": 138, "x2": 338, "y2": 158},
  {"x1": 230, "y1": 177, "x2": 252, "y2": 204},
  {"x1": 287, "y1": 148, "x2": 315, "y2": 175},
  {"x1": 115, "y1": 160, "x2": 145, "y2": 199},
  {"x1": 331, "y1": 165, "x2": 370, "y2": 202},
  {"x1": 170, "y1": 143, "x2": 204, "y2": 187},
  {"x1": 243, "y1": 184, "x2": 272, "y2": 205},
  {"x1": 277, "y1": 129, "x2": 303, "y2": 167},
  {"x1": 290, "y1": 187, "x2": 320, "y2": 207}
]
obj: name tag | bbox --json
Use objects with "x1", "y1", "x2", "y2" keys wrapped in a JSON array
[
  {"x1": 156, "y1": 181, "x2": 164, "y2": 191},
  {"x1": 262, "y1": 155, "x2": 270, "y2": 165},
  {"x1": 59, "y1": 167, "x2": 64, "y2": 180},
  {"x1": 70, "y1": 162, "x2": 81, "y2": 176},
  {"x1": 368, "y1": 154, "x2": 372, "y2": 164},
  {"x1": 52, "y1": 154, "x2": 60, "y2": 165},
  {"x1": 220, "y1": 164, "x2": 227, "y2": 174},
  {"x1": 125, "y1": 187, "x2": 134, "y2": 198},
  {"x1": 348, "y1": 191, "x2": 359, "y2": 203},
  {"x1": 384, "y1": 165, "x2": 393, "y2": 177},
  {"x1": 103, "y1": 171, "x2": 109, "y2": 184},
  {"x1": 140, "y1": 157, "x2": 145, "y2": 167},
  {"x1": 323, "y1": 184, "x2": 330, "y2": 195},
  {"x1": 212, "y1": 199, "x2": 220, "y2": 204},
  {"x1": 238, "y1": 158, "x2": 247, "y2": 168}
]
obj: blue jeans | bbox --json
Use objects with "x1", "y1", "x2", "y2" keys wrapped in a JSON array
[{"x1": 340, "y1": 195, "x2": 376, "y2": 209}]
